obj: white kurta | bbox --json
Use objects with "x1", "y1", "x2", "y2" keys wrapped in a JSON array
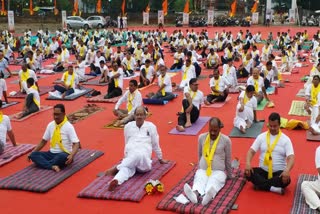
[{"x1": 233, "y1": 91, "x2": 257, "y2": 130}]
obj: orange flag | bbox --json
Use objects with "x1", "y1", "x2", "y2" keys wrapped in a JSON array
[
  {"x1": 251, "y1": 0, "x2": 258, "y2": 13},
  {"x1": 121, "y1": 0, "x2": 125, "y2": 15},
  {"x1": 145, "y1": 3, "x2": 150, "y2": 13},
  {"x1": 96, "y1": 0, "x2": 101, "y2": 13},
  {"x1": 162, "y1": 0, "x2": 168, "y2": 16},
  {"x1": 72, "y1": 0, "x2": 78, "y2": 16},
  {"x1": 54, "y1": 0, "x2": 59, "y2": 15},
  {"x1": 184, "y1": 0, "x2": 189, "y2": 14},
  {"x1": 229, "y1": 0, "x2": 236, "y2": 17},
  {"x1": 29, "y1": 0, "x2": 34, "y2": 15}
]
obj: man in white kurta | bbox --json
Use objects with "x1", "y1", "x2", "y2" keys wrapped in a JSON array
[
  {"x1": 205, "y1": 69, "x2": 231, "y2": 105},
  {"x1": 19, "y1": 63, "x2": 38, "y2": 93},
  {"x1": 305, "y1": 75, "x2": 320, "y2": 134},
  {"x1": 178, "y1": 59, "x2": 196, "y2": 89},
  {"x1": 222, "y1": 59, "x2": 238, "y2": 88},
  {"x1": 183, "y1": 117, "x2": 232, "y2": 205},
  {"x1": 105, "y1": 106, "x2": 168, "y2": 191},
  {"x1": 0, "y1": 101, "x2": 17, "y2": 154},
  {"x1": 233, "y1": 85, "x2": 257, "y2": 133},
  {"x1": 113, "y1": 79, "x2": 142, "y2": 127},
  {"x1": 247, "y1": 68, "x2": 269, "y2": 104},
  {"x1": 301, "y1": 146, "x2": 320, "y2": 211}
]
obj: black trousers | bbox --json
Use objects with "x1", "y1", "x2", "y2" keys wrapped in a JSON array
[
  {"x1": 237, "y1": 68, "x2": 250, "y2": 78},
  {"x1": 246, "y1": 167, "x2": 290, "y2": 191},
  {"x1": 170, "y1": 59, "x2": 183, "y2": 70},
  {"x1": 206, "y1": 90, "x2": 229, "y2": 103},
  {"x1": 178, "y1": 99, "x2": 200, "y2": 126},
  {"x1": 104, "y1": 79, "x2": 122, "y2": 99},
  {"x1": 139, "y1": 68, "x2": 150, "y2": 88},
  {"x1": 21, "y1": 93, "x2": 40, "y2": 118}
]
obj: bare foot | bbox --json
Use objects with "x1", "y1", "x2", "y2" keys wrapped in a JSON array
[
  {"x1": 309, "y1": 127, "x2": 320, "y2": 135},
  {"x1": 52, "y1": 165, "x2": 61, "y2": 172},
  {"x1": 113, "y1": 120, "x2": 121, "y2": 127},
  {"x1": 104, "y1": 166, "x2": 119, "y2": 176},
  {"x1": 108, "y1": 179, "x2": 119, "y2": 191},
  {"x1": 240, "y1": 126, "x2": 246, "y2": 134},
  {"x1": 176, "y1": 125, "x2": 185, "y2": 132},
  {"x1": 185, "y1": 122, "x2": 192, "y2": 128}
]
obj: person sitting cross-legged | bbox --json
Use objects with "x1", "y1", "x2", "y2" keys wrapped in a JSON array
[
  {"x1": 28, "y1": 104, "x2": 80, "y2": 172},
  {"x1": 53, "y1": 65, "x2": 79, "y2": 99},
  {"x1": 17, "y1": 78, "x2": 40, "y2": 119}
]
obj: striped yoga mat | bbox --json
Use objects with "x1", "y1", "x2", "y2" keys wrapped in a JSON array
[
  {"x1": 67, "y1": 104, "x2": 105, "y2": 124},
  {"x1": 0, "y1": 144, "x2": 35, "y2": 167},
  {"x1": 9, "y1": 106, "x2": 53, "y2": 122},
  {"x1": 288, "y1": 101, "x2": 309, "y2": 117},
  {"x1": 157, "y1": 166, "x2": 246, "y2": 214},
  {"x1": 0, "y1": 149, "x2": 104, "y2": 192},
  {"x1": 78, "y1": 160, "x2": 176, "y2": 202},
  {"x1": 290, "y1": 174, "x2": 318, "y2": 214}
]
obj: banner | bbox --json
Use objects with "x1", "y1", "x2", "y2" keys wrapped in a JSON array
[
  {"x1": 183, "y1": 13, "x2": 189, "y2": 25},
  {"x1": 62, "y1": 10, "x2": 67, "y2": 29},
  {"x1": 252, "y1": 12, "x2": 259, "y2": 24},
  {"x1": 143, "y1": 12, "x2": 149, "y2": 25},
  {"x1": 8, "y1": 11, "x2": 14, "y2": 32},
  {"x1": 162, "y1": 0, "x2": 167, "y2": 16},
  {"x1": 158, "y1": 10, "x2": 164, "y2": 25},
  {"x1": 289, "y1": 9, "x2": 296, "y2": 24},
  {"x1": 207, "y1": 9, "x2": 214, "y2": 25}
]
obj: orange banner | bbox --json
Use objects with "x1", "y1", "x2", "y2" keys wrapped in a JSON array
[
  {"x1": 29, "y1": 0, "x2": 34, "y2": 15},
  {"x1": 72, "y1": 0, "x2": 78, "y2": 16},
  {"x1": 96, "y1": 0, "x2": 101, "y2": 13},
  {"x1": 121, "y1": 0, "x2": 125, "y2": 15},
  {"x1": 54, "y1": 0, "x2": 59, "y2": 15},
  {"x1": 183, "y1": 0, "x2": 189, "y2": 14},
  {"x1": 251, "y1": 1, "x2": 258, "y2": 13},
  {"x1": 229, "y1": 0, "x2": 236, "y2": 17},
  {"x1": 145, "y1": 3, "x2": 150, "y2": 13},
  {"x1": 162, "y1": 0, "x2": 167, "y2": 16}
]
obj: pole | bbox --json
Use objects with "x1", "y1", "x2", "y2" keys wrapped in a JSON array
[{"x1": 8, "y1": 0, "x2": 10, "y2": 11}]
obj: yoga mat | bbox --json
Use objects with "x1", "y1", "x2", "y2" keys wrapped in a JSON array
[
  {"x1": 229, "y1": 121, "x2": 265, "y2": 138},
  {"x1": 202, "y1": 97, "x2": 231, "y2": 108},
  {"x1": 87, "y1": 95, "x2": 121, "y2": 103},
  {"x1": 168, "y1": 68, "x2": 182, "y2": 72},
  {"x1": 257, "y1": 99, "x2": 268, "y2": 111},
  {"x1": 288, "y1": 101, "x2": 309, "y2": 117},
  {"x1": 0, "y1": 144, "x2": 35, "y2": 167},
  {"x1": 290, "y1": 174, "x2": 318, "y2": 214},
  {"x1": 9, "y1": 106, "x2": 53, "y2": 122},
  {"x1": 9, "y1": 86, "x2": 54, "y2": 98},
  {"x1": 78, "y1": 160, "x2": 176, "y2": 202},
  {"x1": 82, "y1": 79, "x2": 109, "y2": 86},
  {"x1": 266, "y1": 86, "x2": 275, "y2": 95},
  {"x1": 296, "y1": 89, "x2": 305, "y2": 98},
  {"x1": 0, "y1": 149, "x2": 104, "y2": 193},
  {"x1": 79, "y1": 75, "x2": 96, "y2": 83},
  {"x1": 1, "y1": 101, "x2": 19, "y2": 109},
  {"x1": 46, "y1": 88, "x2": 93, "y2": 101},
  {"x1": 67, "y1": 104, "x2": 105, "y2": 124},
  {"x1": 157, "y1": 166, "x2": 246, "y2": 214},
  {"x1": 143, "y1": 98, "x2": 169, "y2": 105},
  {"x1": 168, "y1": 116, "x2": 211, "y2": 136},
  {"x1": 306, "y1": 131, "x2": 320, "y2": 142}
]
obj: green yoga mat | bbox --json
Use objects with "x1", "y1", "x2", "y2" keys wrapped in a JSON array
[
  {"x1": 257, "y1": 99, "x2": 268, "y2": 111},
  {"x1": 288, "y1": 100, "x2": 309, "y2": 117},
  {"x1": 229, "y1": 121, "x2": 264, "y2": 138}
]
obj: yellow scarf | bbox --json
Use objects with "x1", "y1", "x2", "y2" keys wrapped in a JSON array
[
  {"x1": 56, "y1": 54, "x2": 62, "y2": 63},
  {"x1": 127, "y1": 91, "x2": 135, "y2": 112},
  {"x1": 31, "y1": 84, "x2": 38, "y2": 91},
  {"x1": 227, "y1": 49, "x2": 232, "y2": 58},
  {"x1": 263, "y1": 46, "x2": 269, "y2": 54},
  {"x1": 263, "y1": 131, "x2": 282, "y2": 179},
  {"x1": 0, "y1": 111, "x2": 3, "y2": 123},
  {"x1": 50, "y1": 116, "x2": 70, "y2": 154},
  {"x1": 226, "y1": 66, "x2": 231, "y2": 75},
  {"x1": 21, "y1": 70, "x2": 30, "y2": 82},
  {"x1": 183, "y1": 66, "x2": 190, "y2": 80},
  {"x1": 254, "y1": 79, "x2": 259, "y2": 93},
  {"x1": 189, "y1": 88, "x2": 197, "y2": 100},
  {"x1": 203, "y1": 133, "x2": 221, "y2": 176},
  {"x1": 175, "y1": 53, "x2": 181, "y2": 63},
  {"x1": 212, "y1": 77, "x2": 220, "y2": 95},
  {"x1": 79, "y1": 46, "x2": 85, "y2": 57},
  {"x1": 145, "y1": 66, "x2": 149, "y2": 76},
  {"x1": 208, "y1": 54, "x2": 213, "y2": 66},
  {"x1": 243, "y1": 92, "x2": 249, "y2": 104},
  {"x1": 106, "y1": 48, "x2": 111, "y2": 58},
  {"x1": 30, "y1": 86, "x2": 40, "y2": 107},
  {"x1": 127, "y1": 58, "x2": 132, "y2": 70},
  {"x1": 160, "y1": 75, "x2": 165, "y2": 96},
  {"x1": 63, "y1": 72, "x2": 75, "y2": 88},
  {"x1": 282, "y1": 56, "x2": 287, "y2": 64},
  {"x1": 243, "y1": 58, "x2": 249, "y2": 67},
  {"x1": 112, "y1": 70, "x2": 119, "y2": 88},
  {"x1": 311, "y1": 84, "x2": 320, "y2": 106}
]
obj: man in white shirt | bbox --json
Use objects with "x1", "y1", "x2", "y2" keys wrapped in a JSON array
[
  {"x1": 139, "y1": 59, "x2": 155, "y2": 88},
  {"x1": 247, "y1": 68, "x2": 269, "y2": 104},
  {"x1": 170, "y1": 47, "x2": 185, "y2": 70},
  {"x1": 53, "y1": 65, "x2": 79, "y2": 99},
  {"x1": 150, "y1": 66, "x2": 175, "y2": 101},
  {"x1": 17, "y1": 78, "x2": 40, "y2": 119},
  {"x1": 104, "y1": 62, "x2": 124, "y2": 99},
  {"x1": 233, "y1": 85, "x2": 257, "y2": 133},
  {"x1": 0, "y1": 71, "x2": 8, "y2": 103},
  {"x1": 0, "y1": 101, "x2": 17, "y2": 154},
  {"x1": 237, "y1": 53, "x2": 253, "y2": 78},
  {"x1": 222, "y1": 58, "x2": 238, "y2": 88},
  {"x1": 205, "y1": 69, "x2": 231, "y2": 105},
  {"x1": 113, "y1": 80, "x2": 142, "y2": 127},
  {"x1": 0, "y1": 51, "x2": 12, "y2": 77},
  {"x1": 301, "y1": 146, "x2": 320, "y2": 211},
  {"x1": 19, "y1": 63, "x2": 39, "y2": 93},
  {"x1": 122, "y1": 52, "x2": 137, "y2": 77},
  {"x1": 28, "y1": 104, "x2": 80, "y2": 172},
  {"x1": 245, "y1": 112, "x2": 294, "y2": 194},
  {"x1": 176, "y1": 78, "x2": 204, "y2": 132},
  {"x1": 178, "y1": 59, "x2": 196, "y2": 90},
  {"x1": 103, "y1": 106, "x2": 169, "y2": 191},
  {"x1": 305, "y1": 75, "x2": 320, "y2": 135}
]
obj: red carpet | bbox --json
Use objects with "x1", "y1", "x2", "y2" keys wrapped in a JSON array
[{"x1": 0, "y1": 25, "x2": 319, "y2": 214}]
